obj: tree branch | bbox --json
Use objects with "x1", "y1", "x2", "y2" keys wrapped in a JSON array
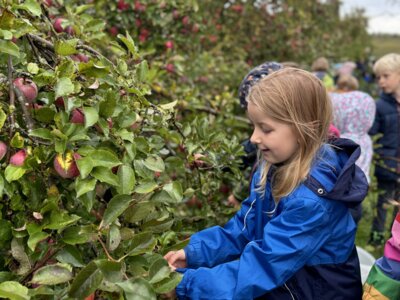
[
  {"x1": 7, "y1": 56, "x2": 15, "y2": 138},
  {"x1": 13, "y1": 87, "x2": 35, "y2": 132}
]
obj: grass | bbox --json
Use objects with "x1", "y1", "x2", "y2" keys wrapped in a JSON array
[
  {"x1": 355, "y1": 180, "x2": 397, "y2": 259},
  {"x1": 371, "y1": 34, "x2": 400, "y2": 58}
]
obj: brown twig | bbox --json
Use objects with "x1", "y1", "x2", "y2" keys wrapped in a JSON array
[
  {"x1": 97, "y1": 235, "x2": 116, "y2": 262},
  {"x1": 13, "y1": 87, "x2": 35, "y2": 132},
  {"x1": 26, "y1": 34, "x2": 53, "y2": 69},
  {"x1": 7, "y1": 56, "x2": 15, "y2": 138}
]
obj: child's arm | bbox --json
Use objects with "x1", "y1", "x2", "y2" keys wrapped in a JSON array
[
  {"x1": 178, "y1": 173, "x2": 261, "y2": 269},
  {"x1": 175, "y1": 196, "x2": 332, "y2": 299}
]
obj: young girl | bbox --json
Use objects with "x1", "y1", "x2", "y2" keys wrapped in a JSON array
[{"x1": 165, "y1": 68, "x2": 368, "y2": 299}]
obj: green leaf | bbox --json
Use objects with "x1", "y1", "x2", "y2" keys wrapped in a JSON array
[
  {"x1": 117, "y1": 32, "x2": 138, "y2": 57},
  {"x1": 45, "y1": 211, "x2": 81, "y2": 230},
  {"x1": 5, "y1": 165, "x2": 26, "y2": 182},
  {"x1": 10, "y1": 238, "x2": 31, "y2": 275},
  {"x1": 116, "y1": 165, "x2": 135, "y2": 194},
  {"x1": 56, "y1": 245, "x2": 84, "y2": 267},
  {"x1": 95, "y1": 260, "x2": 123, "y2": 283},
  {"x1": 33, "y1": 107, "x2": 55, "y2": 123},
  {"x1": 16, "y1": 0, "x2": 42, "y2": 16},
  {"x1": 118, "y1": 111, "x2": 138, "y2": 128},
  {"x1": 99, "y1": 90, "x2": 116, "y2": 117},
  {"x1": 83, "y1": 107, "x2": 99, "y2": 128},
  {"x1": 76, "y1": 156, "x2": 93, "y2": 178},
  {"x1": 153, "y1": 272, "x2": 182, "y2": 294},
  {"x1": 0, "y1": 281, "x2": 29, "y2": 300},
  {"x1": 0, "y1": 175, "x2": 4, "y2": 197},
  {"x1": 143, "y1": 155, "x2": 165, "y2": 172},
  {"x1": 125, "y1": 232, "x2": 156, "y2": 257},
  {"x1": 0, "y1": 220, "x2": 12, "y2": 245},
  {"x1": 31, "y1": 264, "x2": 73, "y2": 285},
  {"x1": 148, "y1": 258, "x2": 170, "y2": 284},
  {"x1": 55, "y1": 77, "x2": 74, "y2": 98},
  {"x1": 135, "y1": 181, "x2": 158, "y2": 194},
  {"x1": 159, "y1": 100, "x2": 178, "y2": 110},
  {"x1": 75, "y1": 177, "x2": 97, "y2": 198},
  {"x1": 138, "y1": 60, "x2": 148, "y2": 82},
  {"x1": 0, "y1": 40, "x2": 20, "y2": 57},
  {"x1": 27, "y1": 63, "x2": 39, "y2": 74},
  {"x1": 10, "y1": 132, "x2": 24, "y2": 148},
  {"x1": 0, "y1": 108, "x2": 6, "y2": 130},
  {"x1": 142, "y1": 219, "x2": 174, "y2": 233},
  {"x1": 62, "y1": 226, "x2": 96, "y2": 245},
  {"x1": 91, "y1": 149, "x2": 120, "y2": 168},
  {"x1": 124, "y1": 201, "x2": 155, "y2": 223},
  {"x1": 107, "y1": 225, "x2": 121, "y2": 252},
  {"x1": 91, "y1": 167, "x2": 119, "y2": 186},
  {"x1": 69, "y1": 261, "x2": 103, "y2": 299},
  {"x1": 27, "y1": 231, "x2": 49, "y2": 252},
  {"x1": 115, "y1": 278, "x2": 156, "y2": 300},
  {"x1": 29, "y1": 129, "x2": 52, "y2": 140},
  {"x1": 54, "y1": 39, "x2": 78, "y2": 56},
  {"x1": 100, "y1": 195, "x2": 133, "y2": 229},
  {"x1": 163, "y1": 182, "x2": 183, "y2": 203}
]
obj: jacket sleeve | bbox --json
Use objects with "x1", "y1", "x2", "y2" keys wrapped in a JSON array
[
  {"x1": 176, "y1": 196, "x2": 331, "y2": 300},
  {"x1": 368, "y1": 100, "x2": 381, "y2": 135},
  {"x1": 184, "y1": 173, "x2": 260, "y2": 269}
]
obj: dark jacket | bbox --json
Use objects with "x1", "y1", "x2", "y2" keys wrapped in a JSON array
[
  {"x1": 176, "y1": 139, "x2": 368, "y2": 299},
  {"x1": 369, "y1": 93, "x2": 400, "y2": 181}
]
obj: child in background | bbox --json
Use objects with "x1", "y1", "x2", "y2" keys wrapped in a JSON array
[
  {"x1": 330, "y1": 74, "x2": 376, "y2": 183},
  {"x1": 311, "y1": 56, "x2": 335, "y2": 91},
  {"x1": 363, "y1": 212, "x2": 400, "y2": 299},
  {"x1": 368, "y1": 53, "x2": 400, "y2": 246},
  {"x1": 165, "y1": 68, "x2": 368, "y2": 299}
]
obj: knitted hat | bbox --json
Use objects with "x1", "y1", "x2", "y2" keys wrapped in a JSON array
[{"x1": 238, "y1": 61, "x2": 283, "y2": 109}]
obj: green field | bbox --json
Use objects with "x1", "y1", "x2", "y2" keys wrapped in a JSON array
[{"x1": 371, "y1": 34, "x2": 400, "y2": 58}]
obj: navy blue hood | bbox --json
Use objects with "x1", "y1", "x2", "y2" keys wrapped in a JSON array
[
  {"x1": 380, "y1": 92, "x2": 397, "y2": 104},
  {"x1": 305, "y1": 138, "x2": 369, "y2": 208}
]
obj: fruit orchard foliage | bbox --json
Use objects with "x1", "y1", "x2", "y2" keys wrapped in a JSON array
[
  {"x1": 0, "y1": 1, "x2": 246, "y2": 298},
  {"x1": 0, "y1": 0, "x2": 370, "y2": 299}
]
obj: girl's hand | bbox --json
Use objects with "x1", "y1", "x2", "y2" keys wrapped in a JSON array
[{"x1": 164, "y1": 249, "x2": 187, "y2": 270}]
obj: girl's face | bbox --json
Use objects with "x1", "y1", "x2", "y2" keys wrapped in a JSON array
[
  {"x1": 248, "y1": 101, "x2": 299, "y2": 165},
  {"x1": 376, "y1": 71, "x2": 400, "y2": 95}
]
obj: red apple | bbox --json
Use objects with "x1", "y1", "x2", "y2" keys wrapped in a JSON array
[
  {"x1": 117, "y1": 0, "x2": 129, "y2": 11},
  {"x1": 193, "y1": 153, "x2": 205, "y2": 167},
  {"x1": 43, "y1": 0, "x2": 52, "y2": 6},
  {"x1": 192, "y1": 24, "x2": 200, "y2": 33},
  {"x1": 154, "y1": 171, "x2": 161, "y2": 178},
  {"x1": 135, "y1": 19, "x2": 142, "y2": 28},
  {"x1": 53, "y1": 152, "x2": 81, "y2": 178},
  {"x1": 165, "y1": 40, "x2": 174, "y2": 49},
  {"x1": 53, "y1": 18, "x2": 74, "y2": 35},
  {"x1": 13, "y1": 78, "x2": 38, "y2": 103},
  {"x1": 71, "y1": 53, "x2": 89, "y2": 63},
  {"x1": 70, "y1": 108, "x2": 84, "y2": 124},
  {"x1": 0, "y1": 142, "x2": 7, "y2": 161},
  {"x1": 165, "y1": 63, "x2": 174, "y2": 73},
  {"x1": 182, "y1": 16, "x2": 190, "y2": 26},
  {"x1": 108, "y1": 26, "x2": 119, "y2": 36},
  {"x1": 54, "y1": 97, "x2": 64, "y2": 108},
  {"x1": 53, "y1": 18, "x2": 66, "y2": 33},
  {"x1": 134, "y1": 1, "x2": 146, "y2": 12},
  {"x1": 10, "y1": 150, "x2": 27, "y2": 166}
]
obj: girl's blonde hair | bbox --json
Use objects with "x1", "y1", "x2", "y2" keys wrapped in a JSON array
[
  {"x1": 373, "y1": 53, "x2": 400, "y2": 75},
  {"x1": 336, "y1": 74, "x2": 359, "y2": 91},
  {"x1": 248, "y1": 68, "x2": 332, "y2": 201},
  {"x1": 311, "y1": 57, "x2": 330, "y2": 72}
]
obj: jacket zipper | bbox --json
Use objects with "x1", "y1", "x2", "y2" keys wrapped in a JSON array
[{"x1": 284, "y1": 283, "x2": 296, "y2": 300}]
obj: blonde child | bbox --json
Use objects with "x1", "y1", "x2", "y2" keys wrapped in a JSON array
[
  {"x1": 311, "y1": 56, "x2": 334, "y2": 91},
  {"x1": 165, "y1": 68, "x2": 368, "y2": 299},
  {"x1": 368, "y1": 53, "x2": 400, "y2": 246}
]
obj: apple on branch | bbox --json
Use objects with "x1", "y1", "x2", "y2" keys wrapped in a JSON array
[
  {"x1": 13, "y1": 78, "x2": 38, "y2": 103},
  {"x1": 53, "y1": 152, "x2": 81, "y2": 178},
  {"x1": 10, "y1": 150, "x2": 27, "y2": 166}
]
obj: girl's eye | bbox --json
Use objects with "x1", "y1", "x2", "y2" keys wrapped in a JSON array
[{"x1": 261, "y1": 128, "x2": 272, "y2": 134}]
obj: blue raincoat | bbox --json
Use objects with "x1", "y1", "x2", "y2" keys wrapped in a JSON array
[{"x1": 176, "y1": 139, "x2": 368, "y2": 299}]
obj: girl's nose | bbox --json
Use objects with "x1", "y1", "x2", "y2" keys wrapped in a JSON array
[{"x1": 250, "y1": 129, "x2": 260, "y2": 145}]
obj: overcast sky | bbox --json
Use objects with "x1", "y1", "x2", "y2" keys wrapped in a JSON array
[{"x1": 340, "y1": 0, "x2": 400, "y2": 34}]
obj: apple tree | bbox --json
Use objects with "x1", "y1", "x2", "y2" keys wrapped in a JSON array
[{"x1": 0, "y1": 1, "x2": 245, "y2": 299}]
